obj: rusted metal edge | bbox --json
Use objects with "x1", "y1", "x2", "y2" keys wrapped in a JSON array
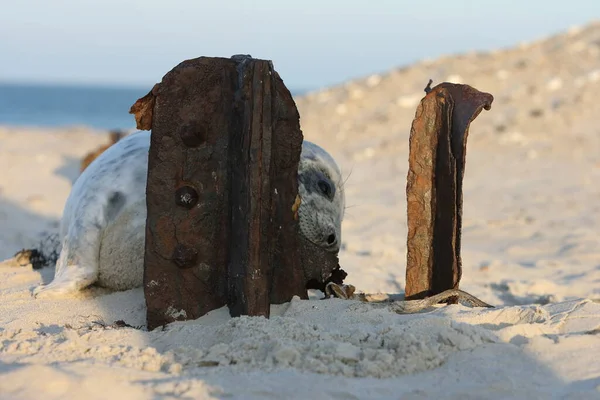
[{"x1": 405, "y1": 81, "x2": 493, "y2": 301}]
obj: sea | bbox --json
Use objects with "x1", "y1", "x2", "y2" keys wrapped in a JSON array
[{"x1": 0, "y1": 82, "x2": 304, "y2": 131}]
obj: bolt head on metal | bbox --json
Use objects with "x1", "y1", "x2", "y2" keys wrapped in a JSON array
[
  {"x1": 180, "y1": 126, "x2": 206, "y2": 148},
  {"x1": 172, "y1": 244, "x2": 198, "y2": 269},
  {"x1": 175, "y1": 186, "x2": 198, "y2": 209}
]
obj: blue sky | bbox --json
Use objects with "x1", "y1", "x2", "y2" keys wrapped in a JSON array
[{"x1": 1, "y1": 0, "x2": 598, "y2": 91}]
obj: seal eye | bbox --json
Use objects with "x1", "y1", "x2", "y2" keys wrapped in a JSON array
[{"x1": 317, "y1": 179, "x2": 332, "y2": 198}]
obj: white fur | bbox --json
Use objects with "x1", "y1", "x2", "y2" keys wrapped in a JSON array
[{"x1": 33, "y1": 131, "x2": 345, "y2": 298}]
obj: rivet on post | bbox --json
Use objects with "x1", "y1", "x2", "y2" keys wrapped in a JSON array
[
  {"x1": 172, "y1": 244, "x2": 198, "y2": 269},
  {"x1": 175, "y1": 186, "x2": 199, "y2": 209},
  {"x1": 180, "y1": 126, "x2": 207, "y2": 148}
]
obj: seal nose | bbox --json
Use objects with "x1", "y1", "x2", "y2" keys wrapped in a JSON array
[
  {"x1": 327, "y1": 234, "x2": 336, "y2": 245},
  {"x1": 324, "y1": 232, "x2": 339, "y2": 251}
]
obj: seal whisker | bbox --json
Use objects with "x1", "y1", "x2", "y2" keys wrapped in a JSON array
[{"x1": 339, "y1": 166, "x2": 354, "y2": 189}]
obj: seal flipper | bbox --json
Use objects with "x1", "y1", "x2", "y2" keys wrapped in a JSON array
[{"x1": 33, "y1": 221, "x2": 101, "y2": 298}]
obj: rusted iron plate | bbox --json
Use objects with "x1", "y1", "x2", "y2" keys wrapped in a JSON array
[{"x1": 405, "y1": 82, "x2": 493, "y2": 301}]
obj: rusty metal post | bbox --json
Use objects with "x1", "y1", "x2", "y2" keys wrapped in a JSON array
[
  {"x1": 405, "y1": 82, "x2": 493, "y2": 301},
  {"x1": 133, "y1": 57, "x2": 235, "y2": 330},
  {"x1": 130, "y1": 55, "x2": 341, "y2": 330}
]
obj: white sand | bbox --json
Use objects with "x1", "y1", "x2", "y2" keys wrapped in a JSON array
[{"x1": 2, "y1": 24, "x2": 600, "y2": 399}]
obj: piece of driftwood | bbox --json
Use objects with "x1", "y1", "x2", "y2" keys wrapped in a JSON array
[
  {"x1": 325, "y1": 283, "x2": 494, "y2": 311},
  {"x1": 405, "y1": 82, "x2": 493, "y2": 302},
  {"x1": 387, "y1": 289, "x2": 493, "y2": 313},
  {"x1": 131, "y1": 55, "x2": 341, "y2": 330}
]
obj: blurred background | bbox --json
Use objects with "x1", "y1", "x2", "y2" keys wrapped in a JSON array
[{"x1": 1, "y1": 0, "x2": 598, "y2": 130}]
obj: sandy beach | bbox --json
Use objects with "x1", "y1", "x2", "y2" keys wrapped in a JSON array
[{"x1": 2, "y1": 23, "x2": 600, "y2": 399}]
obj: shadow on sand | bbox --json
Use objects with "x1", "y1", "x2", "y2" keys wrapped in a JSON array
[{"x1": 53, "y1": 154, "x2": 83, "y2": 185}]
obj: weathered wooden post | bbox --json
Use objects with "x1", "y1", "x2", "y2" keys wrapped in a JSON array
[
  {"x1": 130, "y1": 55, "x2": 341, "y2": 330},
  {"x1": 405, "y1": 81, "x2": 493, "y2": 301}
]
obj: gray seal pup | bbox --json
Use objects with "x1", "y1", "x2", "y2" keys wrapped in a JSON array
[{"x1": 33, "y1": 130, "x2": 345, "y2": 298}]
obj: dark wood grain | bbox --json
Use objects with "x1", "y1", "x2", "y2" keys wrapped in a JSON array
[{"x1": 227, "y1": 57, "x2": 306, "y2": 317}]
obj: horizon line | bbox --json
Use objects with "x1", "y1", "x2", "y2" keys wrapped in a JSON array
[{"x1": 0, "y1": 79, "x2": 313, "y2": 94}]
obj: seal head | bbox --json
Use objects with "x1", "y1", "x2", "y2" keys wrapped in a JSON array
[{"x1": 297, "y1": 141, "x2": 345, "y2": 252}]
